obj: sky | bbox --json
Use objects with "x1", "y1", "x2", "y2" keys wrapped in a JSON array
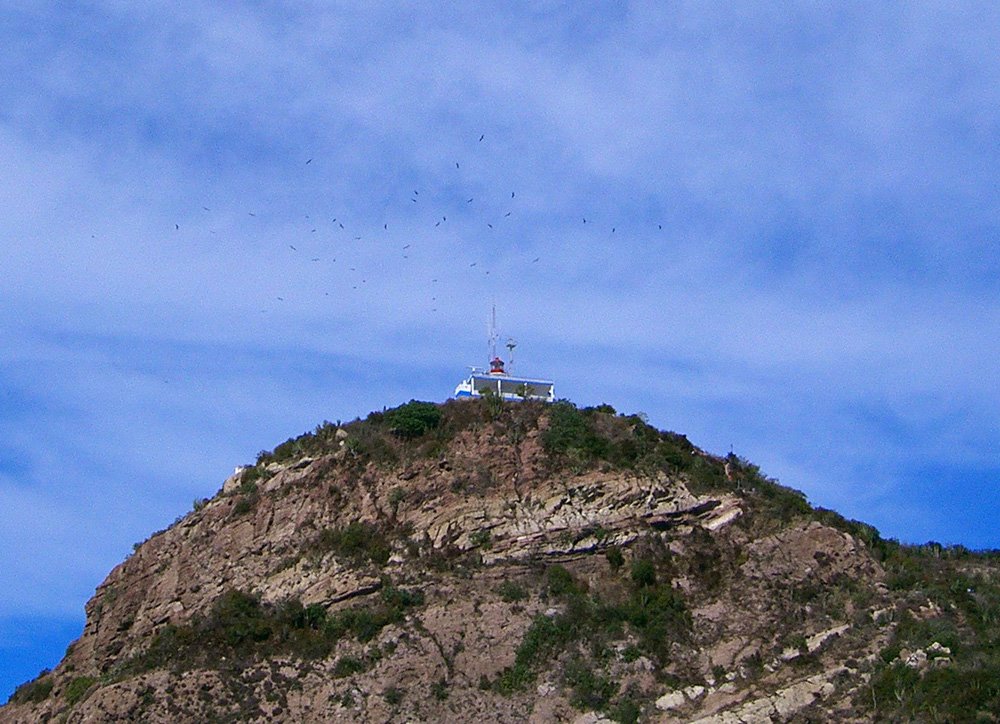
[{"x1": 2, "y1": 1, "x2": 999, "y2": 700}]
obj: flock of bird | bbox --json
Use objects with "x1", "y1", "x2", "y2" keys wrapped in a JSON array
[{"x1": 173, "y1": 134, "x2": 663, "y2": 316}]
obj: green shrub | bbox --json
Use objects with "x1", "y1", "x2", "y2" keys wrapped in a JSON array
[
  {"x1": 232, "y1": 490, "x2": 259, "y2": 516},
  {"x1": 563, "y1": 656, "x2": 618, "y2": 711},
  {"x1": 498, "y1": 580, "x2": 528, "y2": 602},
  {"x1": 384, "y1": 400, "x2": 442, "y2": 439},
  {"x1": 322, "y1": 580, "x2": 423, "y2": 643},
  {"x1": 630, "y1": 559, "x2": 656, "y2": 587},
  {"x1": 314, "y1": 522, "x2": 391, "y2": 566},
  {"x1": 542, "y1": 402, "x2": 607, "y2": 463},
  {"x1": 8, "y1": 672, "x2": 53, "y2": 705},
  {"x1": 470, "y1": 529, "x2": 493, "y2": 549},
  {"x1": 480, "y1": 388, "x2": 504, "y2": 420},
  {"x1": 431, "y1": 677, "x2": 449, "y2": 700},
  {"x1": 609, "y1": 693, "x2": 642, "y2": 724},
  {"x1": 65, "y1": 676, "x2": 96, "y2": 705},
  {"x1": 333, "y1": 656, "x2": 367, "y2": 678},
  {"x1": 605, "y1": 547, "x2": 624, "y2": 570},
  {"x1": 547, "y1": 565, "x2": 581, "y2": 597},
  {"x1": 210, "y1": 590, "x2": 272, "y2": 646}
]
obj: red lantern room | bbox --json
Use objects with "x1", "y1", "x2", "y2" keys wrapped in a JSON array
[{"x1": 489, "y1": 356, "x2": 506, "y2": 374}]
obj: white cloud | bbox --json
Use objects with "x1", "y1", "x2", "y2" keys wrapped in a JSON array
[{"x1": 2, "y1": 3, "x2": 1000, "y2": 692}]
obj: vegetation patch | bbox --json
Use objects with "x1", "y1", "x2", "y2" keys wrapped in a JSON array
[
  {"x1": 860, "y1": 541, "x2": 1000, "y2": 720},
  {"x1": 64, "y1": 676, "x2": 97, "y2": 706},
  {"x1": 312, "y1": 522, "x2": 392, "y2": 567},
  {"x1": 383, "y1": 400, "x2": 442, "y2": 439},
  {"x1": 495, "y1": 563, "x2": 689, "y2": 699},
  {"x1": 497, "y1": 580, "x2": 528, "y2": 602},
  {"x1": 119, "y1": 580, "x2": 423, "y2": 677},
  {"x1": 7, "y1": 672, "x2": 53, "y2": 705}
]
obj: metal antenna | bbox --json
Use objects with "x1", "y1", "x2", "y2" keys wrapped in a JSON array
[
  {"x1": 506, "y1": 337, "x2": 517, "y2": 371},
  {"x1": 488, "y1": 303, "x2": 499, "y2": 361}
]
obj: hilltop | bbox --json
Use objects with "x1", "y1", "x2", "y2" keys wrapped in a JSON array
[{"x1": 3, "y1": 398, "x2": 999, "y2": 722}]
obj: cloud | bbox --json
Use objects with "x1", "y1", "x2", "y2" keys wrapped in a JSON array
[{"x1": 2, "y1": 0, "x2": 1000, "y2": 695}]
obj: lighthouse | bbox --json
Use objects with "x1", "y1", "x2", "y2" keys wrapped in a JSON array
[{"x1": 453, "y1": 307, "x2": 555, "y2": 402}]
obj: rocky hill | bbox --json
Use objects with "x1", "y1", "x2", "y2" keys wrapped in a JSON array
[{"x1": 4, "y1": 399, "x2": 1000, "y2": 722}]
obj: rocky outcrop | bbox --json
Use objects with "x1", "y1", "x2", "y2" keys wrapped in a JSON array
[{"x1": 1, "y1": 403, "x2": 901, "y2": 723}]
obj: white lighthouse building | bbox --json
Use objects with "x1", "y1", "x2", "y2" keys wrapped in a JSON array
[{"x1": 453, "y1": 308, "x2": 554, "y2": 402}]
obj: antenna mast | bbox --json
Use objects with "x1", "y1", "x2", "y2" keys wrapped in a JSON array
[
  {"x1": 488, "y1": 303, "x2": 499, "y2": 361},
  {"x1": 506, "y1": 338, "x2": 517, "y2": 372}
]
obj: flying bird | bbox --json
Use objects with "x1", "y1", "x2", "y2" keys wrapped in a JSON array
[
  {"x1": 311, "y1": 258, "x2": 320, "y2": 262},
  {"x1": 511, "y1": 192, "x2": 515, "y2": 198},
  {"x1": 467, "y1": 198, "x2": 473, "y2": 203},
  {"x1": 479, "y1": 134, "x2": 484, "y2": 142},
  {"x1": 403, "y1": 244, "x2": 410, "y2": 249},
  {"x1": 202, "y1": 206, "x2": 210, "y2": 211},
  {"x1": 504, "y1": 212, "x2": 511, "y2": 217},
  {"x1": 305, "y1": 158, "x2": 312, "y2": 164},
  {"x1": 470, "y1": 262, "x2": 477, "y2": 266},
  {"x1": 175, "y1": 224, "x2": 179, "y2": 230},
  {"x1": 384, "y1": 224, "x2": 387, "y2": 230},
  {"x1": 487, "y1": 223, "x2": 493, "y2": 229},
  {"x1": 249, "y1": 212, "x2": 256, "y2": 216},
  {"x1": 532, "y1": 257, "x2": 540, "y2": 263},
  {"x1": 455, "y1": 162, "x2": 460, "y2": 168},
  {"x1": 289, "y1": 245, "x2": 297, "y2": 250}
]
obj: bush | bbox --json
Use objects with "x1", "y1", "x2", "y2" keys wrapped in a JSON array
[
  {"x1": 470, "y1": 529, "x2": 493, "y2": 549},
  {"x1": 384, "y1": 400, "x2": 442, "y2": 439},
  {"x1": 122, "y1": 579, "x2": 424, "y2": 676},
  {"x1": 605, "y1": 547, "x2": 624, "y2": 570},
  {"x1": 65, "y1": 676, "x2": 96, "y2": 706},
  {"x1": 314, "y1": 523, "x2": 391, "y2": 566},
  {"x1": 547, "y1": 565, "x2": 581, "y2": 597},
  {"x1": 630, "y1": 559, "x2": 656, "y2": 587},
  {"x1": 383, "y1": 686, "x2": 404, "y2": 705},
  {"x1": 8, "y1": 672, "x2": 53, "y2": 705},
  {"x1": 498, "y1": 580, "x2": 528, "y2": 602},
  {"x1": 210, "y1": 590, "x2": 272, "y2": 646},
  {"x1": 231, "y1": 490, "x2": 259, "y2": 516},
  {"x1": 542, "y1": 402, "x2": 607, "y2": 463},
  {"x1": 563, "y1": 656, "x2": 619, "y2": 711},
  {"x1": 333, "y1": 656, "x2": 367, "y2": 678},
  {"x1": 609, "y1": 692, "x2": 643, "y2": 724},
  {"x1": 431, "y1": 677, "x2": 449, "y2": 700}
]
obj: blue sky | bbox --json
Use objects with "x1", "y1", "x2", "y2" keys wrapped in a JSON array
[{"x1": 2, "y1": 1, "x2": 999, "y2": 700}]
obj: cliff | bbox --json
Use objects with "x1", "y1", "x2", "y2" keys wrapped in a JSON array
[{"x1": 4, "y1": 399, "x2": 999, "y2": 722}]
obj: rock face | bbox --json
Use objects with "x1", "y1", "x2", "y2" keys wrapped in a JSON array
[{"x1": 0, "y1": 400, "x2": 970, "y2": 722}]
